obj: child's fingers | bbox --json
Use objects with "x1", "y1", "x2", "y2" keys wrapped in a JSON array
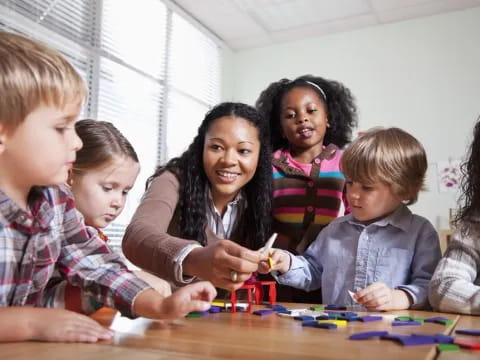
[
  {"x1": 257, "y1": 261, "x2": 271, "y2": 274},
  {"x1": 185, "y1": 300, "x2": 212, "y2": 314},
  {"x1": 361, "y1": 292, "x2": 389, "y2": 309},
  {"x1": 186, "y1": 281, "x2": 217, "y2": 301},
  {"x1": 355, "y1": 282, "x2": 386, "y2": 299}
]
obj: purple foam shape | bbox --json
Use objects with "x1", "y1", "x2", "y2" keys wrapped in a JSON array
[
  {"x1": 253, "y1": 309, "x2": 274, "y2": 316},
  {"x1": 349, "y1": 331, "x2": 389, "y2": 340},
  {"x1": 302, "y1": 321, "x2": 337, "y2": 329},
  {"x1": 208, "y1": 306, "x2": 222, "y2": 313},
  {"x1": 411, "y1": 333, "x2": 454, "y2": 344},
  {"x1": 392, "y1": 320, "x2": 422, "y2": 326},
  {"x1": 325, "y1": 304, "x2": 347, "y2": 310},
  {"x1": 340, "y1": 316, "x2": 360, "y2": 322},
  {"x1": 359, "y1": 315, "x2": 383, "y2": 322},
  {"x1": 341, "y1": 312, "x2": 358, "y2": 317},
  {"x1": 294, "y1": 315, "x2": 315, "y2": 321},
  {"x1": 381, "y1": 334, "x2": 436, "y2": 346},
  {"x1": 455, "y1": 329, "x2": 480, "y2": 336}
]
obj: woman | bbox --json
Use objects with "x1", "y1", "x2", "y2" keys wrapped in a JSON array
[{"x1": 123, "y1": 102, "x2": 272, "y2": 291}]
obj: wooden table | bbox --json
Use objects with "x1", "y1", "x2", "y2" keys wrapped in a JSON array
[
  {"x1": 438, "y1": 312, "x2": 480, "y2": 359},
  {"x1": 0, "y1": 303, "x2": 470, "y2": 360}
]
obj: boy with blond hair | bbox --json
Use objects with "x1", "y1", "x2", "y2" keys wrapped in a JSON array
[
  {"x1": 0, "y1": 31, "x2": 216, "y2": 343},
  {"x1": 264, "y1": 127, "x2": 441, "y2": 310}
]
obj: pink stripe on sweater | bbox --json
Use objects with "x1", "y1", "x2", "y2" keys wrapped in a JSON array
[
  {"x1": 274, "y1": 207, "x2": 339, "y2": 217},
  {"x1": 274, "y1": 188, "x2": 306, "y2": 197},
  {"x1": 316, "y1": 188, "x2": 343, "y2": 198}
]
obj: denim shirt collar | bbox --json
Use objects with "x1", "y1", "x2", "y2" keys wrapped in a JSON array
[{"x1": 342, "y1": 204, "x2": 412, "y2": 233}]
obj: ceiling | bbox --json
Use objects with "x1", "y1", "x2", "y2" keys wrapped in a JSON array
[{"x1": 172, "y1": 0, "x2": 480, "y2": 50}]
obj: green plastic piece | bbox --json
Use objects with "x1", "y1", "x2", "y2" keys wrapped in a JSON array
[
  {"x1": 186, "y1": 312, "x2": 203, "y2": 318},
  {"x1": 437, "y1": 344, "x2": 460, "y2": 352},
  {"x1": 310, "y1": 306, "x2": 324, "y2": 311}
]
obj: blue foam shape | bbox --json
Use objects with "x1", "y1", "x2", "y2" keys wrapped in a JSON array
[
  {"x1": 349, "y1": 331, "x2": 389, "y2": 340},
  {"x1": 253, "y1": 309, "x2": 274, "y2": 316},
  {"x1": 455, "y1": 329, "x2": 480, "y2": 336}
]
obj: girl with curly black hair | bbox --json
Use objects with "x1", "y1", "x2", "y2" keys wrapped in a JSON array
[
  {"x1": 123, "y1": 102, "x2": 273, "y2": 292},
  {"x1": 256, "y1": 75, "x2": 357, "y2": 302},
  {"x1": 429, "y1": 117, "x2": 480, "y2": 314}
]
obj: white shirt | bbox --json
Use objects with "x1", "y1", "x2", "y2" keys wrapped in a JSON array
[{"x1": 173, "y1": 188, "x2": 246, "y2": 283}]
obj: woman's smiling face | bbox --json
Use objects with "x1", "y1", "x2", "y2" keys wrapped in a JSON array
[{"x1": 202, "y1": 115, "x2": 260, "y2": 208}]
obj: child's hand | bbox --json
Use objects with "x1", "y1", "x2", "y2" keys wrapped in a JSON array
[
  {"x1": 30, "y1": 308, "x2": 113, "y2": 342},
  {"x1": 257, "y1": 249, "x2": 290, "y2": 274},
  {"x1": 354, "y1": 282, "x2": 412, "y2": 310},
  {"x1": 134, "y1": 281, "x2": 217, "y2": 320},
  {"x1": 159, "y1": 281, "x2": 216, "y2": 319}
]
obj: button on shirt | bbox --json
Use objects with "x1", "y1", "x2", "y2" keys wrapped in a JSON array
[
  {"x1": 0, "y1": 185, "x2": 149, "y2": 318},
  {"x1": 276, "y1": 205, "x2": 441, "y2": 308}
]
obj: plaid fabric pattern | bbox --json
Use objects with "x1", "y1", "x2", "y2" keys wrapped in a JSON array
[{"x1": 0, "y1": 185, "x2": 149, "y2": 318}]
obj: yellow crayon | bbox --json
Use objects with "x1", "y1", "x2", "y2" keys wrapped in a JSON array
[{"x1": 268, "y1": 256, "x2": 274, "y2": 270}]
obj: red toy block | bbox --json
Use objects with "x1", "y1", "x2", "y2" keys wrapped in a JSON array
[
  {"x1": 230, "y1": 284, "x2": 255, "y2": 313},
  {"x1": 254, "y1": 281, "x2": 277, "y2": 305}
]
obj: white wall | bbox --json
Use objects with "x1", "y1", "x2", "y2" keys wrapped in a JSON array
[{"x1": 221, "y1": 7, "x2": 480, "y2": 230}]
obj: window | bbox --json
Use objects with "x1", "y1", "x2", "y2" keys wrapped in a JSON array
[{"x1": 0, "y1": 0, "x2": 222, "y2": 250}]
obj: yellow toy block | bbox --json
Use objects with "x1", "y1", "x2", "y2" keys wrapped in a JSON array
[
  {"x1": 317, "y1": 320, "x2": 347, "y2": 326},
  {"x1": 211, "y1": 301, "x2": 226, "y2": 307}
]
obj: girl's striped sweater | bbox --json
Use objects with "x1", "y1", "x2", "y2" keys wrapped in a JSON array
[{"x1": 272, "y1": 144, "x2": 348, "y2": 254}]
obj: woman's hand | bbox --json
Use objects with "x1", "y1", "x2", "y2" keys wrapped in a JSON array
[{"x1": 183, "y1": 240, "x2": 262, "y2": 290}]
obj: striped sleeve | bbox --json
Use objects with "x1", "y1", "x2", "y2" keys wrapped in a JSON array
[{"x1": 428, "y1": 229, "x2": 480, "y2": 314}]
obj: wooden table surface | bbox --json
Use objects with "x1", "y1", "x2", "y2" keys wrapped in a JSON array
[
  {"x1": 438, "y1": 312, "x2": 480, "y2": 359},
  {"x1": 0, "y1": 303, "x2": 476, "y2": 360}
]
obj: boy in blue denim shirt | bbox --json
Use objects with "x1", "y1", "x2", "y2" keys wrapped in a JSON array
[{"x1": 264, "y1": 127, "x2": 441, "y2": 310}]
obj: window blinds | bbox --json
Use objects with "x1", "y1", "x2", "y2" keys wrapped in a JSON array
[{"x1": 0, "y1": 0, "x2": 222, "y2": 251}]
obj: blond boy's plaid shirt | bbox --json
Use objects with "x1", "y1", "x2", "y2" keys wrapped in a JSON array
[{"x1": 0, "y1": 184, "x2": 149, "y2": 318}]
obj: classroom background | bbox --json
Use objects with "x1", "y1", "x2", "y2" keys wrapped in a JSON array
[{"x1": 1, "y1": 0, "x2": 479, "y2": 251}]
